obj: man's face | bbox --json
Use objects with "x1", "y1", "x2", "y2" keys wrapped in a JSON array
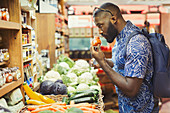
[{"x1": 94, "y1": 15, "x2": 118, "y2": 43}]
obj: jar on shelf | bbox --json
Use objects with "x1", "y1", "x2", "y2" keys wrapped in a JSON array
[
  {"x1": 0, "y1": 49, "x2": 4, "y2": 62},
  {"x1": 11, "y1": 67, "x2": 21, "y2": 81},
  {"x1": 23, "y1": 47, "x2": 26, "y2": 61},
  {"x1": 28, "y1": 46, "x2": 32, "y2": 58},
  {"x1": 0, "y1": 9, "x2": 2, "y2": 20},
  {"x1": 0, "y1": 71, "x2": 4, "y2": 87},
  {"x1": 3, "y1": 68, "x2": 13, "y2": 83},
  {"x1": 3, "y1": 49, "x2": 9, "y2": 61},
  {"x1": 22, "y1": 34, "x2": 25, "y2": 44},
  {"x1": 2, "y1": 8, "x2": 9, "y2": 21},
  {"x1": 26, "y1": 47, "x2": 29, "y2": 60}
]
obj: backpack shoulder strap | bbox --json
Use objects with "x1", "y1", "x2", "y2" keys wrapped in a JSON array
[{"x1": 123, "y1": 30, "x2": 143, "y2": 58}]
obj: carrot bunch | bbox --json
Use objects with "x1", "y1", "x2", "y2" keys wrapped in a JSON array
[{"x1": 25, "y1": 102, "x2": 101, "y2": 113}]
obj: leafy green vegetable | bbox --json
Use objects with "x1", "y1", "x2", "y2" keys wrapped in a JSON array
[
  {"x1": 53, "y1": 65, "x2": 68, "y2": 75},
  {"x1": 38, "y1": 110, "x2": 54, "y2": 113},
  {"x1": 64, "y1": 107, "x2": 83, "y2": 113},
  {"x1": 57, "y1": 55, "x2": 75, "y2": 68},
  {"x1": 61, "y1": 75, "x2": 72, "y2": 86}
]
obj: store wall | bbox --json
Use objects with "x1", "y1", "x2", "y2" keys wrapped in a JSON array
[{"x1": 161, "y1": 13, "x2": 170, "y2": 47}]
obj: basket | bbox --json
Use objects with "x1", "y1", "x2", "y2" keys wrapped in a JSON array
[{"x1": 45, "y1": 95, "x2": 68, "y2": 102}]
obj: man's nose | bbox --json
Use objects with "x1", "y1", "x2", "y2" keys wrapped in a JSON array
[{"x1": 98, "y1": 28, "x2": 103, "y2": 34}]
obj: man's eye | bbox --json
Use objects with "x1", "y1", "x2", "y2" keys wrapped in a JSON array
[{"x1": 98, "y1": 25, "x2": 102, "y2": 28}]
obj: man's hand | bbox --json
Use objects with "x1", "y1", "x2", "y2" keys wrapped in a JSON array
[{"x1": 90, "y1": 44, "x2": 105, "y2": 63}]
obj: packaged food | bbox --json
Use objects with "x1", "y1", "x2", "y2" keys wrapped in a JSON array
[
  {"x1": 3, "y1": 49, "x2": 9, "y2": 61},
  {"x1": 26, "y1": 47, "x2": 29, "y2": 60},
  {"x1": 5, "y1": 69, "x2": 13, "y2": 83},
  {"x1": 0, "y1": 49, "x2": 4, "y2": 62},
  {"x1": 23, "y1": 47, "x2": 26, "y2": 60},
  {"x1": 0, "y1": 9, "x2": 2, "y2": 20},
  {"x1": 2, "y1": 8, "x2": 9, "y2": 21},
  {"x1": 28, "y1": 46, "x2": 32, "y2": 58},
  {"x1": 0, "y1": 71, "x2": 4, "y2": 87}
]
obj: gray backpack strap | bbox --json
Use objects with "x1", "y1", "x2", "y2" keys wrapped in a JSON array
[{"x1": 123, "y1": 30, "x2": 142, "y2": 58}]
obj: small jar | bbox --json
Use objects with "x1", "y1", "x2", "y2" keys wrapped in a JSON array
[
  {"x1": 25, "y1": 47, "x2": 29, "y2": 60},
  {"x1": 0, "y1": 49, "x2": 4, "y2": 62},
  {"x1": 23, "y1": 47, "x2": 26, "y2": 61},
  {"x1": 0, "y1": 71, "x2": 4, "y2": 87},
  {"x1": 28, "y1": 46, "x2": 32, "y2": 58},
  {"x1": 2, "y1": 8, "x2": 9, "y2": 21},
  {"x1": 5, "y1": 69, "x2": 13, "y2": 83},
  {"x1": 22, "y1": 34, "x2": 25, "y2": 44},
  {"x1": 3, "y1": 49, "x2": 9, "y2": 61},
  {"x1": 0, "y1": 9, "x2": 2, "y2": 20}
]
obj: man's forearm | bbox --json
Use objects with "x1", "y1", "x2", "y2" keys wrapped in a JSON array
[
  {"x1": 105, "y1": 58, "x2": 114, "y2": 68},
  {"x1": 98, "y1": 59, "x2": 142, "y2": 97}
]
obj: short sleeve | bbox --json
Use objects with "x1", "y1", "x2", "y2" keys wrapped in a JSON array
[{"x1": 124, "y1": 34, "x2": 151, "y2": 78}]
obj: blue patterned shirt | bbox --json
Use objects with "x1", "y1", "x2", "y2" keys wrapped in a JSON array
[{"x1": 112, "y1": 21, "x2": 158, "y2": 113}]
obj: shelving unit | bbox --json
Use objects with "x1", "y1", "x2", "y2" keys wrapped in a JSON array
[
  {"x1": 0, "y1": 20, "x2": 20, "y2": 30},
  {"x1": 21, "y1": 3, "x2": 39, "y2": 90},
  {"x1": 0, "y1": 0, "x2": 24, "y2": 98},
  {"x1": 0, "y1": 78, "x2": 23, "y2": 97}
]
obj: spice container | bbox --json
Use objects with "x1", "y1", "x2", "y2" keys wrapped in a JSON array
[
  {"x1": 26, "y1": 47, "x2": 29, "y2": 60},
  {"x1": 0, "y1": 71, "x2": 4, "y2": 87},
  {"x1": 28, "y1": 46, "x2": 32, "y2": 58},
  {"x1": 23, "y1": 47, "x2": 26, "y2": 61},
  {"x1": 11, "y1": 67, "x2": 21, "y2": 81},
  {"x1": 3, "y1": 49, "x2": 9, "y2": 61},
  {"x1": 0, "y1": 49, "x2": 4, "y2": 62},
  {"x1": 2, "y1": 8, "x2": 9, "y2": 21},
  {"x1": 0, "y1": 9, "x2": 2, "y2": 20}
]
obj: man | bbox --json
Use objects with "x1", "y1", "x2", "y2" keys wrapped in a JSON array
[{"x1": 91, "y1": 2, "x2": 159, "y2": 113}]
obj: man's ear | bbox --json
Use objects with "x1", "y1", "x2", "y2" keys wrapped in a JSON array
[{"x1": 110, "y1": 16, "x2": 117, "y2": 24}]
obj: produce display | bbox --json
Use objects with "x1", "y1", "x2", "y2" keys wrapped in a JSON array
[
  {"x1": 51, "y1": 55, "x2": 101, "y2": 95},
  {"x1": 22, "y1": 55, "x2": 103, "y2": 113},
  {"x1": 22, "y1": 102, "x2": 100, "y2": 113}
]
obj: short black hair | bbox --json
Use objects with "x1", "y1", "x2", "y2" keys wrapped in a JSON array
[{"x1": 93, "y1": 2, "x2": 121, "y2": 18}]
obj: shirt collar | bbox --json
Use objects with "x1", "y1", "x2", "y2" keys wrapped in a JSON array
[{"x1": 116, "y1": 20, "x2": 134, "y2": 41}]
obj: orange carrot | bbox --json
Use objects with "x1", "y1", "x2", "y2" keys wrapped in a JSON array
[
  {"x1": 79, "y1": 107, "x2": 100, "y2": 113},
  {"x1": 50, "y1": 107, "x2": 63, "y2": 112},
  {"x1": 27, "y1": 106, "x2": 39, "y2": 111}
]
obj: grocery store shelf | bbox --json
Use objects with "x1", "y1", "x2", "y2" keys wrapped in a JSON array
[
  {"x1": 23, "y1": 58, "x2": 33, "y2": 63},
  {"x1": 33, "y1": 82, "x2": 40, "y2": 92},
  {"x1": 22, "y1": 24, "x2": 33, "y2": 30},
  {"x1": 0, "y1": 78, "x2": 23, "y2": 97},
  {"x1": 22, "y1": 43, "x2": 32, "y2": 47},
  {"x1": 0, "y1": 20, "x2": 20, "y2": 30},
  {"x1": 0, "y1": 61, "x2": 9, "y2": 66},
  {"x1": 21, "y1": 0, "x2": 35, "y2": 12}
]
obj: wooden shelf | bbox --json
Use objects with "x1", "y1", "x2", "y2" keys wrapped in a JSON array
[
  {"x1": 21, "y1": 4, "x2": 35, "y2": 12},
  {"x1": 0, "y1": 78, "x2": 23, "y2": 97},
  {"x1": 22, "y1": 43, "x2": 32, "y2": 47},
  {"x1": 22, "y1": 24, "x2": 33, "y2": 30},
  {"x1": 0, "y1": 20, "x2": 20, "y2": 30},
  {"x1": 0, "y1": 61, "x2": 8, "y2": 66},
  {"x1": 23, "y1": 58, "x2": 33, "y2": 63}
]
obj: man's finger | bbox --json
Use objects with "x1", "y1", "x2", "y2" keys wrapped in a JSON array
[{"x1": 98, "y1": 44, "x2": 102, "y2": 51}]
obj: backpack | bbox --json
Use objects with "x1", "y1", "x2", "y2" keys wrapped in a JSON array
[{"x1": 124, "y1": 28, "x2": 170, "y2": 98}]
